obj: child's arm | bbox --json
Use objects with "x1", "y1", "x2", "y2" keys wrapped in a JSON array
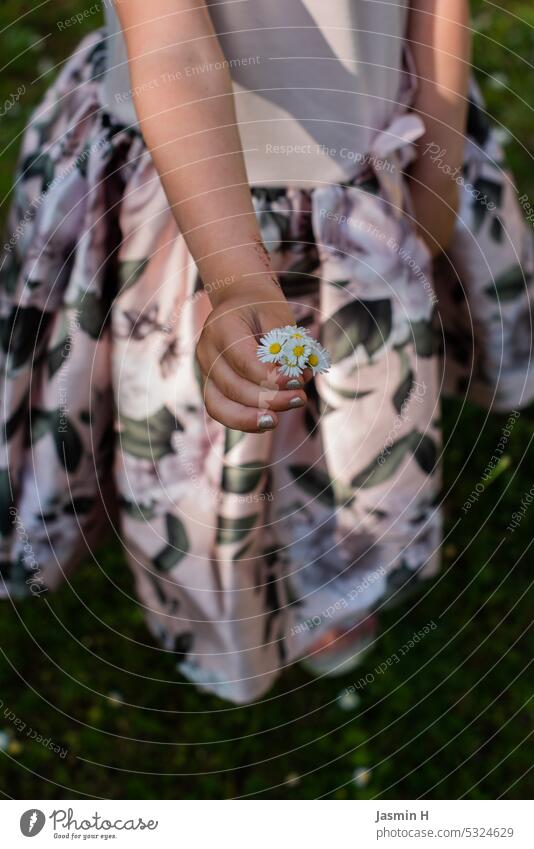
[
  {"x1": 407, "y1": 0, "x2": 471, "y2": 257},
  {"x1": 114, "y1": 0, "x2": 307, "y2": 432}
]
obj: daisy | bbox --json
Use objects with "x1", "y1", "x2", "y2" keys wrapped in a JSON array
[
  {"x1": 286, "y1": 325, "x2": 308, "y2": 340},
  {"x1": 257, "y1": 327, "x2": 288, "y2": 363},
  {"x1": 256, "y1": 323, "x2": 331, "y2": 378},
  {"x1": 307, "y1": 341, "x2": 331, "y2": 375},
  {"x1": 278, "y1": 359, "x2": 304, "y2": 377},
  {"x1": 288, "y1": 340, "x2": 312, "y2": 368}
]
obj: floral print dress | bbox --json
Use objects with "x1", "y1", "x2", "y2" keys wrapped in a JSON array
[{"x1": 0, "y1": 32, "x2": 532, "y2": 702}]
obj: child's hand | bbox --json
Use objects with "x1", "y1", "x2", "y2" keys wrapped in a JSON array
[{"x1": 196, "y1": 282, "x2": 310, "y2": 432}]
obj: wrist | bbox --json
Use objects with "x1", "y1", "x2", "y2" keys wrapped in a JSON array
[{"x1": 207, "y1": 274, "x2": 283, "y2": 309}]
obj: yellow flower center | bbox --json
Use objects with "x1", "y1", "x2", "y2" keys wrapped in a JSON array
[
  {"x1": 293, "y1": 345, "x2": 305, "y2": 357},
  {"x1": 291, "y1": 332, "x2": 304, "y2": 339},
  {"x1": 308, "y1": 353, "x2": 319, "y2": 366},
  {"x1": 269, "y1": 342, "x2": 282, "y2": 354}
]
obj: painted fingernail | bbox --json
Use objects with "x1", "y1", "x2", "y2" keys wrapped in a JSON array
[
  {"x1": 287, "y1": 379, "x2": 303, "y2": 390},
  {"x1": 289, "y1": 396, "x2": 305, "y2": 408},
  {"x1": 258, "y1": 414, "x2": 275, "y2": 431}
]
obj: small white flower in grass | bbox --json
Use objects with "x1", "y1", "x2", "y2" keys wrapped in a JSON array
[
  {"x1": 257, "y1": 327, "x2": 288, "y2": 364},
  {"x1": 337, "y1": 689, "x2": 361, "y2": 711},
  {"x1": 352, "y1": 766, "x2": 371, "y2": 788},
  {"x1": 107, "y1": 690, "x2": 124, "y2": 707}
]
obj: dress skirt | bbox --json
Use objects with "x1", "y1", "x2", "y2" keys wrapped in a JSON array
[{"x1": 1, "y1": 32, "x2": 532, "y2": 702}]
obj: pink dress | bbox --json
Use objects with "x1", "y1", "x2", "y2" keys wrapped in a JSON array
[{"x1": 0, "y1": 8, "x2": 532, "y2": 702}]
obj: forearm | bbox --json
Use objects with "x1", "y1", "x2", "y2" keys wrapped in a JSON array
[
  {"x1": 115, "y1": 0, "x2": 276, "y2": 306},
  {"x1": 407, "y1": 0, "x2": 471, "y2": 255}
]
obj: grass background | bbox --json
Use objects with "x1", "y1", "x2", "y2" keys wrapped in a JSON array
[{"x1": 0, "y1": 1, "x2": 532, "y2": 799}]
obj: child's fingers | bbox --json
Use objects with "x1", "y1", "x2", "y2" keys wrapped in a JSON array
[
  {"x1": 199, "y1": 341, "x2": 308, "y2": 411},
  {"x1": 203, "y1": 377, "x2": 279, "y2": 433},
  {"x1": 226, "y1": 338, "x2": 285, "y2": 386},
  {"x1": 199, "y1": 326, "x2": 316, "y2": 394},
  {"x1": 210, "y1": 355, "x2": 307, "y2": 411},
  {"x1": 226, "y1": 339, "x2": 315, "y2": 390},
  {"x1": 199, "y1": 331, "x2": 276, "y2": 387}
]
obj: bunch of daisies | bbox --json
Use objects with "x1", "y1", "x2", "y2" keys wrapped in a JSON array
[{"x1": 256, "y1": 324, "x2": 331, "y2": 378}]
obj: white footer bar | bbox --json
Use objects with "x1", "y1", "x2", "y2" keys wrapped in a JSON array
[{"x1": 1, "y1": 799, "x2": 531, "y2": 848}]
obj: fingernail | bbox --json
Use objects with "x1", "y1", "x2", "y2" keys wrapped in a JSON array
[
  {"x1": 287, "y1": 379, "x2": 303, "y2": 389},
  {"x1": 258, "y1": 414, "x2": 275, "y2": 431},
  {"x1": 289, "y1": 396, "x2": 305, "y2": 408}
]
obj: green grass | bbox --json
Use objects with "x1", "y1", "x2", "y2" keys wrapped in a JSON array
[{"x1": 0, "y1": 1, "x2": 532, "y2": 799}]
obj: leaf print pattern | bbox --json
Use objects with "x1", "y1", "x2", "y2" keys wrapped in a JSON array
[
  {"x1": 351, "y1": 433, "x2": 415, "y2": 489},
  {"x1": 118, "y1": 259, "x2": 149, "y2": 293},
  {"x1": 173, "y1": 633, "x2": 194, "y2": 662},
  {"x1": 47, "y1": 336, "x2": 71, "y2": 378},
  {"x1": 484, "y1": 266, "x2": 525, "y2": 302},
  {"x1": 409, "y1": 320, "x2": 434, "y2": 358},
  {"x1": 288, "y1": 464, "x2": 337, "y2": 508},
  {"x1": 75, "y1": 291, "x2": 110, "y2": 340},
  {"x1": 409, "y1": 432, "x2": 439, "y2": 476},
  {"x1": 19, "y1": 152, "x2": 55, "y2": 193},
  {"x1": 351, "y1": 431, "x2": 439, "y2": 489},
  {"x1": 472, "y1": 177, "x2": 503, "y2": 233},
  {"x1": 154, "y1": 514, "x2": 190, "y2": 572},
  {"x1": 26, "y1": 408, "x2": 84, "y2": 472},
  {"x1": 3, "y1": 392, "x2": 28, "y2": 442},
  {"x1": 216, "y1": 514, "x2": 259, "y2": 545},
  {"x1": 224, "y1": 428, "x2": 246, "y2": 454},
  {"x1": 1, "y1": 307, "x2": 53, "y2": 370},
  {"x1": 222, "y1": 462, "x2": 266, "y2": 495},
  {"x1": 119, "y1": 497, "x2": 157, "y2": 522},
  {"x1": 321, "y1": 298, "x2": 392, "y2": 363},
  {"x1": 0, "y1": 470, "x2": 15, "y2": 536},
  {"x1": 323, "y1": 381, "x2": 374, "y2": 402},
  {"x1": 392, "y1": 349, "x2": 414, "y2": 414},
  {"x1": 50, "y1": 411, "x2": 84, "y2": 472},
  {"x1": 118, "y1": 407, "x2": 183, "y2": 460},
  {"x1": 29, "y1": 409, "x2": 52, "y2": 444}
]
